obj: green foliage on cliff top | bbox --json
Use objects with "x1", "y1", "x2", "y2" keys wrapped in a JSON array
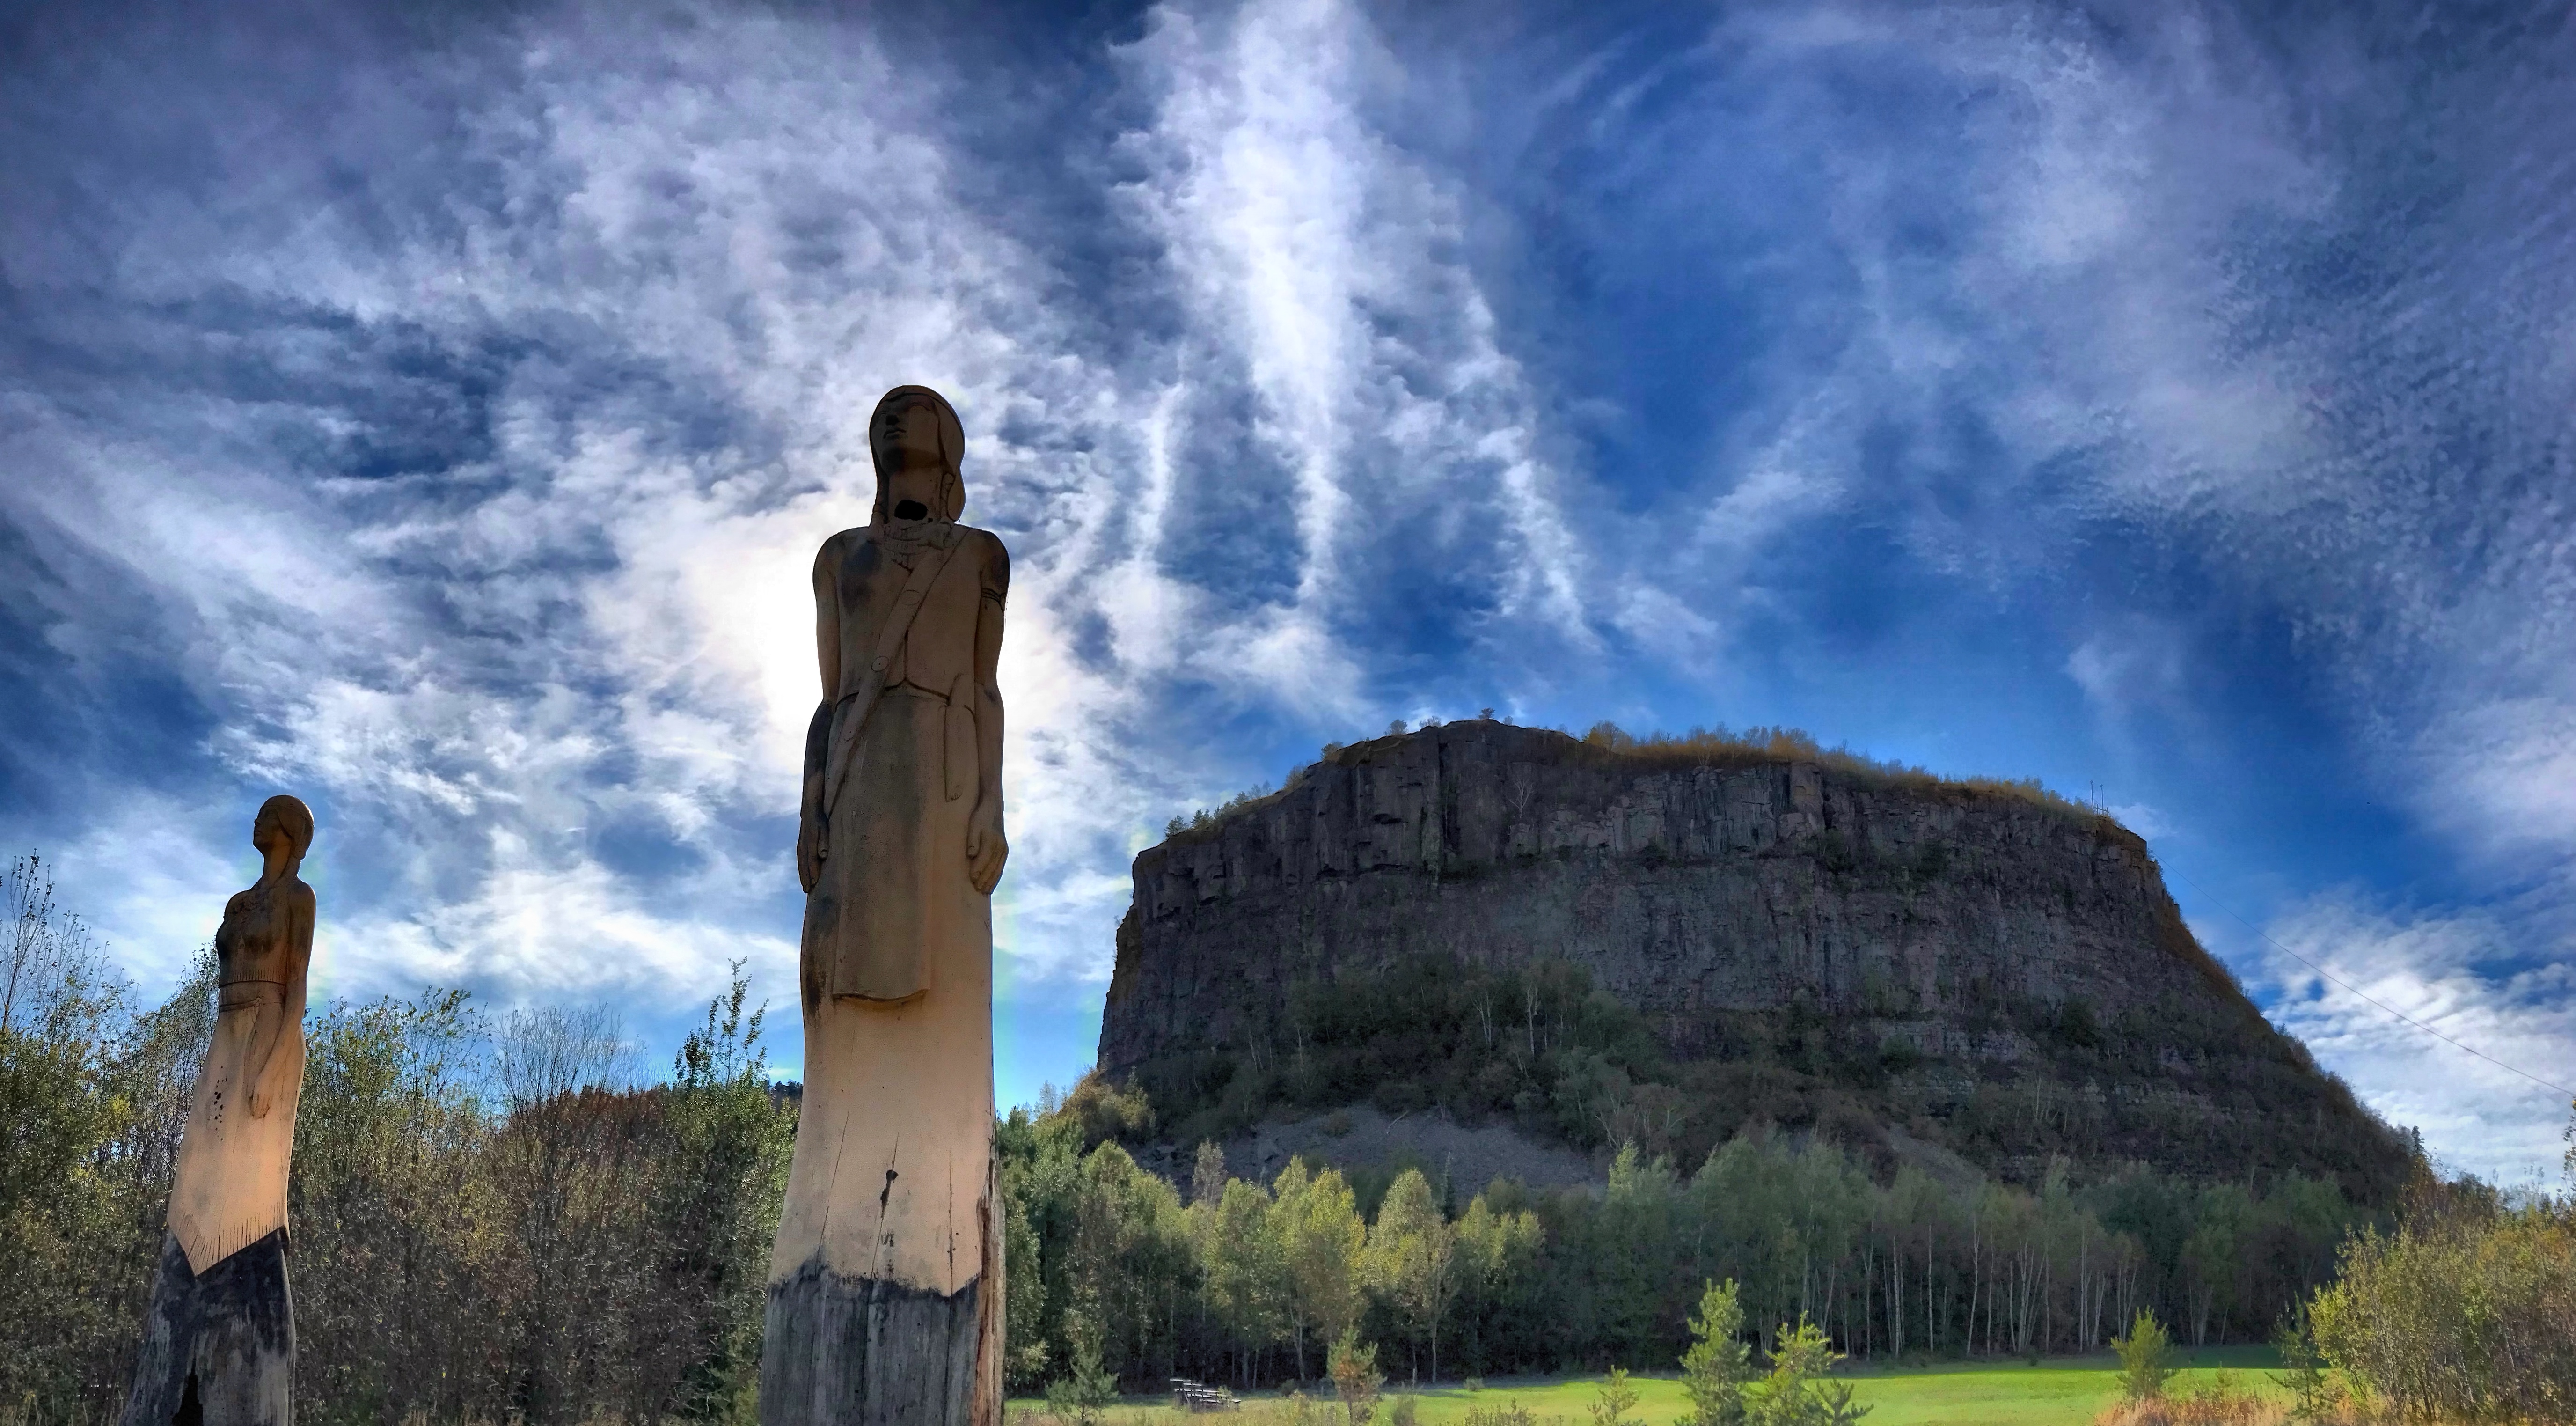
[{"x1": 1568, "y1": 722, "x2": 2096, "y2": 823}]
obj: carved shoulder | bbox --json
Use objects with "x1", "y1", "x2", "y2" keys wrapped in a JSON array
[
  {"x1": 970, "y1": 526, "x2": 1010, "y2": 602},
  {"x1": 814, "y1": 528, "x2": 859, "y2": 579}
]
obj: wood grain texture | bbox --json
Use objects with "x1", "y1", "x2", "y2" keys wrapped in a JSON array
[
  {"x1": 759, "y1": 1262, "x2": 985, "y2": 1426},
  {"x1": 121, "y1": 1229, "x2": 293, "y2": 1426}
]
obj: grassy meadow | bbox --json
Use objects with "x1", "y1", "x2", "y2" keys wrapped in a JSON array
[{"x1": 1007, "y1": 1348, "x2": 2291, "y2": 1425}]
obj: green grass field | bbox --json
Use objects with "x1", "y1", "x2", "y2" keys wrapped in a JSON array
[{"x1": 1007, "y1": 1348, "x2": 2289, "y2": 1425}]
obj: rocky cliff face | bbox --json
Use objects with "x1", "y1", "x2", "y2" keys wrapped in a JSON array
[{"x1": 1098, "y1": 721, "x2": 2405, "y2": 1197}]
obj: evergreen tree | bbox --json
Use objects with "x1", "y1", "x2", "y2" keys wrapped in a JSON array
[
  {"x1": 1329, "y1": 1326, "x2": 1385, "y2": 1424},
  {"x1": 1680, "y1": 1279, "x2": 1751, "y2": 1426}
]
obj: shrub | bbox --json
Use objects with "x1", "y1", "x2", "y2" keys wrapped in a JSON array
[
  {"x1": 2307, "y1": 1202, "x2": 2576, "y2": 1424},
  {"x1": 2269, "y1": 1308, "x2": 2328, "y2": 1419},
  {"x1": 2114, "y1": 1309, "x2": 2178, "y2": 1403},
  {"x1": 1058, "y1": 1070, "x2": 1156, "y2": 1148},
  {"x1": 2093, "y1": 1372, "x2": 2289, "y2": 1425},
  {"x1": 1749, "y1": 1316, "x2": 1868, "y2": 1426},
  {"x1": 1815, "y1": 1383, "x2": 1873, "y2": 1426},
  {"x1": 1590, "y1": 1366, "x2": 1639, "y2": 1425}
]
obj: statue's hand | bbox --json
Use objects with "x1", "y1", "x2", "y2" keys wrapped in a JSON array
[
  {"x1": 966, "y1": 798, "x2": 1009, "y2": 895},
  {"x1": 246, "y1": 1087, "x2": 271, "y2": 1120},
  {"x1": 797, "y1": 810, "x2": 826, "y2": 894}
]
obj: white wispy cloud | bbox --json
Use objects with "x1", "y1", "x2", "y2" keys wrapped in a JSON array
[
  {"x1": 2241, "y1": 894, "x2": 2576, "y2": 1185},
  {"x1": 2064, "y1": 617, "x2": 2199, "y2": 765},
  {"x1": 1121, "y1": 0, "x2": 1593, "y2": 694}
]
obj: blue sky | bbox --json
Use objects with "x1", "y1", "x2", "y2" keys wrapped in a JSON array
[{"x1": 4, "y1": 0, "x2": 2573, "y2": 1183}]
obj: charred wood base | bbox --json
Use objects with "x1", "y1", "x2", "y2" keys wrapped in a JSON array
[
  {"x1": 121, "y1": 1229, "x2": 293, "y2": 1426},
  {"x1": 760, "y1": 1261, "x2": 988, "y2": 1426}
]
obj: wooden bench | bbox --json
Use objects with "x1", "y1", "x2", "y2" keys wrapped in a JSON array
[{"x1": 1168, "y1": 1377, "x2": 1241, "y2": 1412}]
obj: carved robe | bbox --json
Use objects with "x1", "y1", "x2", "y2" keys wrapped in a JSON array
[
  {"x1": 764, "y1": 515, "x2": 1005, "y2": 1426},
  {"x1": 168, "y1": 975, "x2": 305, "y2": 1273}
]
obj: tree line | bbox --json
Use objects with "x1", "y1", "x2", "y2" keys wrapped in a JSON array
[
  {"x1": 999, "y1": 1075, "x2": 2369, "y2": 1398},
  {"x1": 5, "y1": 850, "x2": 2551, "y2": 1425}
]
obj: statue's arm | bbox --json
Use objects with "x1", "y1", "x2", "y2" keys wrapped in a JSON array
[
  {"x1": 798, "y1": 538, "x2": 842, "y2": 892},
  {"x1": 245, "y1": 885, "x2": 314, "y2": 1118},
  {"x1": 813, "y1": 536, "x2": 843, "y2": 703},
  {"x1": 966, "y1": 533, "x2": 1010, "y2": 896}
]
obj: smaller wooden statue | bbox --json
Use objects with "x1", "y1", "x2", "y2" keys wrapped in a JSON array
[{"x1": 123, "y1": 794, "x2": 316, "y2": 1426}]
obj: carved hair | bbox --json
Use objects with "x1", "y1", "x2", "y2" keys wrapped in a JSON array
[
  {"x1": 258, "y1": 794, "x2": 315, "y2": 864},
  {"x1": 868, "y1": 385, "x2": 966, "y2": 522}
]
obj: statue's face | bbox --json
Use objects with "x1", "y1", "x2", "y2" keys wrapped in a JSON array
[
  {"x1": 875, "y1": 397, "x2": 945, "y2": 468},
  {"x1": 252, "y1": 808, "x2": 285, "y2": 857},
  {"x1": 873, "y1": 395, "x2": 950, "y2": 521}
]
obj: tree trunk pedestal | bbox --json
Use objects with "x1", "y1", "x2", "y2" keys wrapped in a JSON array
[
  {"x1": 760, "y1": 1260, "x2": 994, "y2": 1426},
  {"x1": 121, "y1": 1229, "x2": 293, "y2": 1426}
]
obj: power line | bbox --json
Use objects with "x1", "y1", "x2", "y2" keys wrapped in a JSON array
[{"x1": 2166, "y1": 865, "x2": 2573, "y2": 1101}]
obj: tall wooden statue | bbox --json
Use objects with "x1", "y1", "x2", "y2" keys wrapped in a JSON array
[
  {"x1": 764, "y1": 385, "x2": 1009, "y2": 1425},
  {"x1": 124, "y1": 794, "x2": 315, "y2": 1426}
]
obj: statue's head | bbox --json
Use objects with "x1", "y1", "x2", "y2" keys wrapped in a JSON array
[
  {"x1": 868, "y1": 385, "x2": 966, "y2": 524},
  {"x1": 253, "y1": 794, "x2": 315, "y2": 869}
]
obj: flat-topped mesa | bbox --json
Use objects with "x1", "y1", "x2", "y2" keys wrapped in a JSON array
[
  {"x1": 1099, "y1": 720, "x2": 2407, "y2": 1199},
  {"x1": 1105, "y1": 720, "x2": 2210, "y2": 1062}
]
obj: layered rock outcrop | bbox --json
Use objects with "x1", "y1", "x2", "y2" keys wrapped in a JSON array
[{"x1": 1098, "y1": 721, "x2": 2405, "y2": 1196}]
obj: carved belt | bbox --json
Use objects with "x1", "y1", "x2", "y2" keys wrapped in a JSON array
[{"x1": 217, "y1": 979, "x2": 288, "y2": 1011}]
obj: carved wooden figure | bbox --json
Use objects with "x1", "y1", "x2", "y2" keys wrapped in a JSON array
[
  {"x1": 763, "y1": 386, "x2": 1009, "y2": 1426},
  {"x1": 124, "y1": 795, "x2": 315, "y2": 1426}
]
